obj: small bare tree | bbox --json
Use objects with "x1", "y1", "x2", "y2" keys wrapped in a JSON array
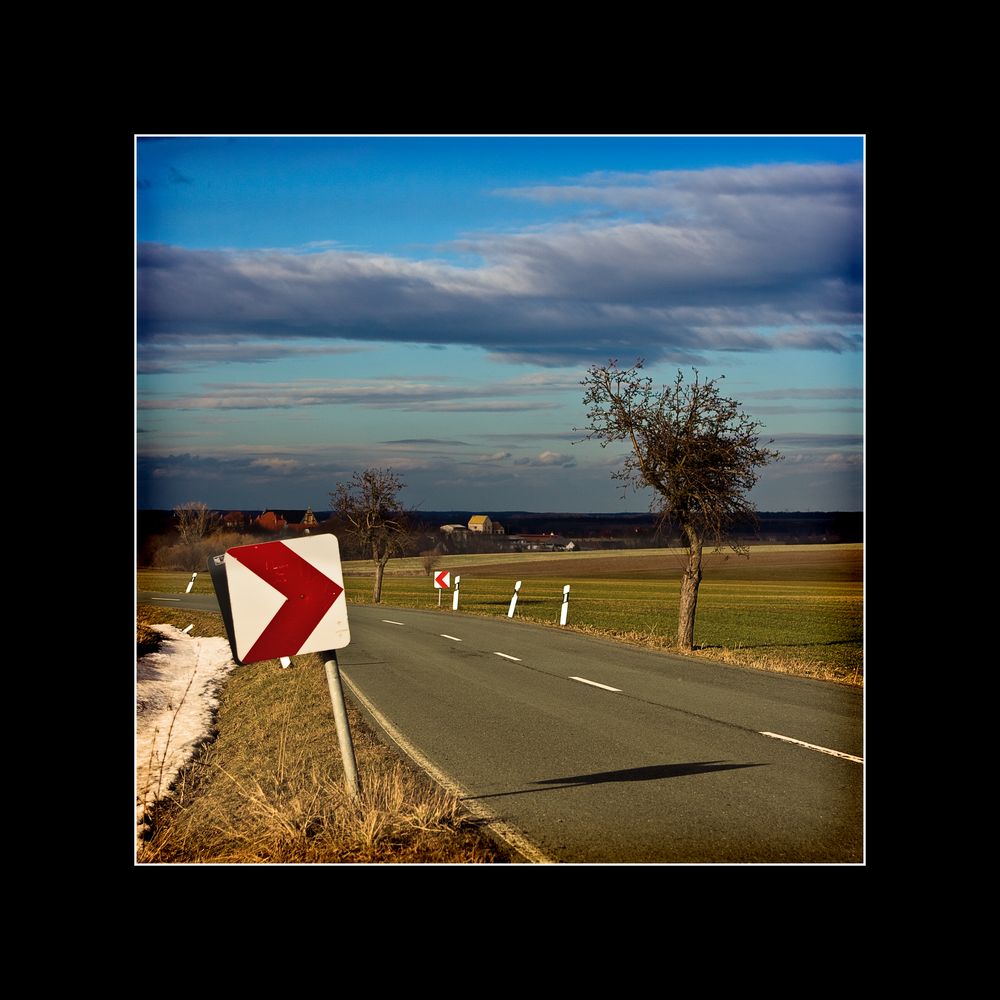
[
  {"x1": 579, "y1": 361, "x2": 782, "y2": 651},
  {"x1": 331, "y1": 468, "x2": 409, "y2": 603},
  {"x1": 173, "y1": 502, "x2": 217, "y2": 545}
]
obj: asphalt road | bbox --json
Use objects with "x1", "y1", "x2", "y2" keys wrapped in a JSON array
[{"x1": 138, "y1": 591, "x2": 864, "y2": 863}]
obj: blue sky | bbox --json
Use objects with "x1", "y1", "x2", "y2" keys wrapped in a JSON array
[{"x1": 136, "y1": 135, "x2": 863, "y2": 514}]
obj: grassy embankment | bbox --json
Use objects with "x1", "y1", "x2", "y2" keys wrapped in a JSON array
[{"x1": 136, "y1": 606, "x2": 508, "y2": 863}]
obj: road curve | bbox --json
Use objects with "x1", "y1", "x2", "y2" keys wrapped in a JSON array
[{"x1": 138, "y1": 591, "x2": 863, "y2": 863}]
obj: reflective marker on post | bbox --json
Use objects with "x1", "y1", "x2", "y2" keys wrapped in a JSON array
[
  {"x1": 434, "y1": 569, "x2": 451, "y2": 608},
  {"x1": 560, "y1": 584, "x2": 570, "y2": 626},
  {"x1": 185, "y1": 572, "x2": 198, "y2": 594},
  {"x1": 452, "y1": 575, "x2": 461, "y2": 611},
  {"x1": 508, "y1": 580, "x2": 522, "y2": 618}
]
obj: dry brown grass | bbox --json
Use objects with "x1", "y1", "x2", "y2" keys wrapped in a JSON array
[
  {"x1": 136, "y1": 618, "x2": 162, "y2": 657},
  {"x1": 687, "y1": 645, "x2": 863, "y2": 685},
  {"x1": 136, "y1": 606, "x2": 508, "y2": 864},
  {"x1": 531, "y1": 620, "x2": 863, "y2": 686}
]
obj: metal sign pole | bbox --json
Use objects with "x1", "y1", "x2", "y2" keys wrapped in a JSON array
[
  {"x1": 560, "y1": 584, "x2": 570, "y2": 625},
  {"x1": 508, "y1": 580, "x2": 522, "y2": 618},
  {"x1": 323, "y1": 649, "x2": 361, "y2": 798}
]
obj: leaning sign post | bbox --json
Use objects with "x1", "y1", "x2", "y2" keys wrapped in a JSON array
[{"x1": 208, "y1": 534, "x2": 360, "y2": 797}]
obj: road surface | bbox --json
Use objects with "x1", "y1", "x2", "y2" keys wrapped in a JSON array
[{"x1": 138, "y1": 591, "x2": 863, "y2": 862}]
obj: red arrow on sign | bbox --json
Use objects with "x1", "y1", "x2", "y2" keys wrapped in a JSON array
[
  {"x1": 434, "y1": 570, "x2": 451, "y2": 588},
  {"x1": 226, "y1": 541, "x2": 344, "y2": 663}
]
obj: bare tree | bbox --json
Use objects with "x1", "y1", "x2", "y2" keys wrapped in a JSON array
[
  {"x1": 420, "y1": 548, "x2": 440, "y2": 576},
  {"x1": 579, "y1": 361, "x2": 782, "y2": 651},
  {"x1": 331, "y1": 468, "x2": 409, "y2": 603},
  {"x1": 173, "y1": 502, "x2": 217, "y2": 545}
]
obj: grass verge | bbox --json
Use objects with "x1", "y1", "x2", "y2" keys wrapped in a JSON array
[{"x1": 136, "y1": 605, "x2": 509, "y2": 863}]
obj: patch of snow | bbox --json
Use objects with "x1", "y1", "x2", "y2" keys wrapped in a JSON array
[{"x1": 136, "y1": 626, "x2": 235, "y2": 842}]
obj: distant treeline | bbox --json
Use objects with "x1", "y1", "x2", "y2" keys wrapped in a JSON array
[
  {"x1": 138, "y1": 509, "x2": 862, "y2": 564},
  {"x1": 419, "y1": 510, "x2": 862, "y2": 544}
]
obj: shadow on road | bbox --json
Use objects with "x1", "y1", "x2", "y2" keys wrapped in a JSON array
[{"x1": 464, "y1": 761, "x2": 766, "y2": 801}]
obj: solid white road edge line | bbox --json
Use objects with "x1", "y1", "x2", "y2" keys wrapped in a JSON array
[
  {"x1": 760, "y1": 731, "x2": 863, "y2": 763},
  {"x1": 494, "y1": 652, "x2": 521, "y2": 661},
  {"x1": 570, "y1": 676, "x2": 622, "y2": 693},
  {"x1": 338, "y1": 671, "x2": 554, "y2": 865},
  {"x1": 381, "y1": 620, "x2": 406, "y2": 626},
  {"x1": 441, "y1": 634, "x2": 463, "y2": 641},
  {"x1": 152, "y1": 598, "x2": 181, "y2": 601}
]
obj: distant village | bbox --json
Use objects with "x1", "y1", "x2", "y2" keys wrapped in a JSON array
[
  {"x1": 440, "y1": 514, "x2": 576, "y2": 551},
  {"x1": 219, "y1": 509, "x2": 578, "y2": 552},
  {"x1": 138, "y1": 507, "x2": 861, "y2": 570}
]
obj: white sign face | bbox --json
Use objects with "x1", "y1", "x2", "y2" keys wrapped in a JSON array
[
  {"x1": 434, "y1": 570, "x2": 451, "y2": 589},
  {"x1": 224, "y1": 535, "x2": 351, "y2": 664}
]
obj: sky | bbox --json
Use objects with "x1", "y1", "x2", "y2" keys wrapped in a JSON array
[{"x1": 136, "y1": 135, "x2": 864, "y2": 514}]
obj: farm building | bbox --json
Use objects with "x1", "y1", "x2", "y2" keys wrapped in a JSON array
[
  {"x1": 508, "y1": 533, "x2": 575, "y2": 551},
  {"x1": 287, "y1": 507, "x2": 322, "y2": 534},
  {"x1": 467, "y1": 515, "x2": 504, "y2": 535},
  {"x1": 254, "y1": 510, "x2": 287, "y2": 532}
]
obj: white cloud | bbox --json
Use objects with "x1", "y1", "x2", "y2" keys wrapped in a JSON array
[
  {"x1": 138, "y1": 375, "x2": 575, "y2": 413},
  {"x1": 249, "y1": 457, "x2": 301, "y2": 472},
  {"x1": 138, "y1": 162, "x2": 862, "y2": 367}
]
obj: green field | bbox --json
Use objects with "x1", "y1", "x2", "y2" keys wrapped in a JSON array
[
  {"x1": 137, "y1": 544, "x2": 863, "y2": 683},
  {"x1": 138, "y1": 569, "x2": 216, "y2": 595}
]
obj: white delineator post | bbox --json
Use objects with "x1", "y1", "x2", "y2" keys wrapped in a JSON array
[
  {"x1": 508, "y1": 580, "x2": 522, "y2": 618},
  {"x1": 185, "y1": 572, "x2": 198, "y2": 594},
  {"x1": 452, "y1": 575, "x2": 461, "y2": 611},
  {"x1": 560, "y1": 584, "x2": 570, "y2": 626}
]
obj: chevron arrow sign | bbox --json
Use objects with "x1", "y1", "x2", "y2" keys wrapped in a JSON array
[{"x1": 218, "y1": 535, "x2": 351, "y2": 665}]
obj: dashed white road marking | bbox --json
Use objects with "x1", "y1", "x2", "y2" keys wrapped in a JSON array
[
  {"x1": 569, "y1": 676, "x2": 622, "y2": 693},
  {"x1": 760, "y1": 731, "x2": 863, "y2": 763},
  {"x1": 381, "y1": 620, "x2": 406, "y2": 626},
  {"x1": 441, "y1": 634, "x2": 463, "y2": 642},
  {"x1": 494, "y1": 652, "x2": 521, "y2": 661}
]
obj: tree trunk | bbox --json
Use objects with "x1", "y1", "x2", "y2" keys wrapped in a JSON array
[
  {"x1": 373, "y1": 559, "x2": 386, "y2": 603},
  {"x1": 677, "y1": 527, "x2": 703, "y2": 651}
]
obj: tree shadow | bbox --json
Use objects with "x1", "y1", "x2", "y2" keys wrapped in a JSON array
[{"x1": 464, "y1": 761, "x2": 766, "y2": 801}]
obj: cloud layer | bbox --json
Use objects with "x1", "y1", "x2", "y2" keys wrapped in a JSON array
[
  {"x1": 138, "y1": 373, "x2": 580, "y2": 412},
  {"x1": 138, "y1": 162, "x2": 862, "y2": 367}
]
